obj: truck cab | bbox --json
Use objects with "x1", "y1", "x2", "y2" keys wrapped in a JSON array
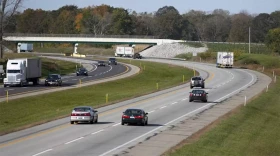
[{"x1": 4, "y1": 60, "x2": 26, "y2": 87}]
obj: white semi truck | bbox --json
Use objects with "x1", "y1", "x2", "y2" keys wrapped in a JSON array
[
  {"x1": 216, "y1": 52, "x2": 234, "y2": 68},
  {"x1": 4, "y1": 58, "x2": 42, "y2": 87},
  {"x1": 115, "y1": 47, "x2": 134, "y2": 57}
]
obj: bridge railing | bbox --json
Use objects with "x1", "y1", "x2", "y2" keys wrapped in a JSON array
[{"x1": 3, "y1": 33, "x2": 159, "y2": 39}]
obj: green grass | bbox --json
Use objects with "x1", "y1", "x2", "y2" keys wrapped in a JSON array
[
  {"x1": 0, "y1": 60, "x2": 193, "y2": 134},
  {"x1": 207, "y1": 43, "x2": 272, "y2": 54},
  {"x1": 35, "y1": 47, "x2": 114, "y2": 56},
  {"x1": 235, "y1": 53, "x2": 280, "y2": 69},
  {"x1": 168, "y1": 77, "x2": 280, "y2": 156},
  {"x1": 180, "y1": 42, "x2": 204, "y2": 48}
]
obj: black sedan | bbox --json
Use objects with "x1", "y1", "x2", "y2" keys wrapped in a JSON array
[
  {"x1": 121, "y1": 109, "x2": 148, "y2": 126},
  {"x1": 76, "y1": 68, "x2": 88, "y2": 76},
  {"x1": 108, "y1": 58, "x2": 117, "y2": 65},
  {"x1": 45, "y1": 74, "x2": 62, "y2": 86},
  {"x1": 189, "y1": 89, "x2": 208, "y2": 102},
  {"x1": 97, "y1": 61, "x2": 106, "y2": 67}
]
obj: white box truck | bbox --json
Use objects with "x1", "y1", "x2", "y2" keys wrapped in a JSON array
[
  {"x1": 3, "y1": 58, "x2": 42, "y2": 87},
  {"x1": 216, "y1": 52, "x2": 234, "y2": 68},
  {"x1": 20, "y1": 43, "x2": 33, "y2": 52},
  {"x1": 115, "y1": 47, "x2": 134, "y2": 57}
]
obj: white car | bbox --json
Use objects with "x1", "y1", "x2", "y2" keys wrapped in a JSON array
[{"x1": 70, "y1": 106, "x2": 98, "y2": 124}]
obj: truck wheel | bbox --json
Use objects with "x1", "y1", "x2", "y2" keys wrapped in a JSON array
[
  {"x1": 4, "y1": 85, "x2": 7, "y2": 88},
  {"x1": 20, "y1": 82, "x2": 23, "y2": 87}
]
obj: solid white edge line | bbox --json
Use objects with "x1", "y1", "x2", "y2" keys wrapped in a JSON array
[
  {"x1": 148, "y1": 110, "x2": 155, "y2": 113},
  {"x1": 99, "y1": 71, "x2": 255, "y2": 156},
  {"x1": 92, "y1": 129, "x2": 104, "y2": 135},
  {"x1": 160, "y1": 106, "x2": 167, "y2": 109},
  {"x1": 112, "y1": 123, "x2": 121, "y2": 127},
  {"x1": 65, "y1": 137, "x2": 84, "y2": 145},
  {"x1": 32, "y1": 149, "x2": 53, "y2": 156}
]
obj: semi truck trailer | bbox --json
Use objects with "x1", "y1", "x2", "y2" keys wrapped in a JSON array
[{"x1": 216, "y1": 52, "x2": 234, "y2": 68}]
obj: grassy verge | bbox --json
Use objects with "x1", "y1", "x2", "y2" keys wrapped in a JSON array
[
  {"x1": 167, "y1": 78, "x2": 280, "y2": 156},
  {"x1": 0, "y1": 60, "x2": 193, "y2": 135},
  {"x1": 167, "y1": 53, "x2": 280, "y2": 156},
  {"x1": 180, "y1": 42, "x2": 204, "y2": 48}
]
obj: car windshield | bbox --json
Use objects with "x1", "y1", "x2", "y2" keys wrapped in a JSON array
[
  {"x1": 7, "y1": 70, "x2": 20, "y2": 73},
  {"x1": 125, "y1": 109, "x2": 142, "y2": 116},
  {"x1": 109, "y1": 58, "x2": 116, "y2": 61},
  {"x1": 79, "y1": 68, "x2": 86, "y2": 71},
  {"x1": 192, "y1": 77, "x2": 202, "y2": 80},
  {"x1": 74, "y1": 107, "x2": 91, "y2": 112},
  {"x1": 48, "y1": 75, "x2": 59, "y2": 79},
  {"x1": 192, "y1": 90, "x2": 205, "y2": 94}
]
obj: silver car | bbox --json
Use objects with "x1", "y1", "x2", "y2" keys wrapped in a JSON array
[
  {"x1": 70, "y1": 106, "x2": 98, "y2": 124},
  {"x1": 190, "y1": 76, "x2": 205, "y2": 89}
]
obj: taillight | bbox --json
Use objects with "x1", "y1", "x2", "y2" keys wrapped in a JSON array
[
  {"x1": 190, "y1": 93, "x2": 193, "y2": 96},
  {"x1": 135, "y1": 116, "x2": 143, "y2": 119},
  {"x1": 84, "y1": 113, "x2": 91, "y2": 116},
  {"x1": 71, "y1": 113, "x2": 76, "y2": 116},
  {"x1": 122, "y1": 115, "x2": 129, "y2": 118}
]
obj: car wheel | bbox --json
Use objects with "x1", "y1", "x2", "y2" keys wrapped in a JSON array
[
  {"x1": 121, "y1": 121, "x2": 124, "y2": 125},
  {"x1": 70, "y1": 121, "x2": 74, "y2": 124},
  {"x1": 189, "y1": 99, "x2": 193, "y2": 102},
  {"x1": 145, "y1": 120, "x2": 148, "y2": 125},
  {"x1": 204, "y1": 100, "x2": 208, "y2": 103},
  {"x1": 190, "y1": 86, "x2": 193, "y2": 89},
  {"x1": 90, "y1": 118, "x2": 94, "y2": 124},
  {"x1": 4, "y1": 85, "x2": 7, "y2": 88},
  {"x1": 76, "y1": 74, "x2": 79, "y2": 76},
  {"x1": 95, "y1": 117, "x2": 98, "y2": 123},
  {"x1": 141, "y1": 120, "x2": 145, "y2": 126}
]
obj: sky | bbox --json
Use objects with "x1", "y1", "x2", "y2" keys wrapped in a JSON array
[{"x1": 22, "y1": 0, "x2": 280, "y2": 14}]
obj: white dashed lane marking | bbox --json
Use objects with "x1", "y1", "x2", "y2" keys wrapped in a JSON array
[
  {"x1": 92, "y1": 130, "x2": 104, "y2": 135},
  {"x1": 65, "y1": 137, "x2": 84, "y2": 145}
]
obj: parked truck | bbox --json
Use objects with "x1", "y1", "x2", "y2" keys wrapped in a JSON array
[
  {"x1": 20, "y1": 43, "x2": 33, "y2": 52},
  {"x1": 115, "y1": 47, "x2": 134, "y2": 57},
  {"x1": 3, "y1": 58, "x2": 42, "y2": 87},
  {"x1": 216, "y1": 52, "x2": 234, "y2": 68}
]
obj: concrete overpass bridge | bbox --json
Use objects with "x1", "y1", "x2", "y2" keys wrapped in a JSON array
[{"x1": 3, "y1": 33, "x2": 182, "y2": 53}]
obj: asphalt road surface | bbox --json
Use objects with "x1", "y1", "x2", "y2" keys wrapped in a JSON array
[
  {"x1": 0, "y1": 57, "x2": 129, "y2": 98},
  {"x1": 0, "y1": 59, "x2": 269, "y2": 156}
]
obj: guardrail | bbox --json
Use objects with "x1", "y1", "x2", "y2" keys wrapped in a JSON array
[{"x1": 3, "y1": 33, "x2": 159, "y2": 39}]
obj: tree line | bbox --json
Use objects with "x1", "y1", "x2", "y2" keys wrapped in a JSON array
[{"x1": 3, "y1": 5, "x2": 280, "y2": 52}]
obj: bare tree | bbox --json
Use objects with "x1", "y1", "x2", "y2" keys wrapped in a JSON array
[{"x1": 0, "y1": 0, "x2": 23, "y2": 58}]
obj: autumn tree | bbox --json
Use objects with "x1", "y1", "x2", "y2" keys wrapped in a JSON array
[
  {"x1": 265, "y1": 28, "x2": 280, "y2": 53},
  {"x1": 0, "y1": 0, "x2": 24, "y2": 58},
  {"x1": 110, "y1": 8, "x2": 133, "y2": 35},
  {"x1": 228, "y1": 11, "x2": 253, "y2": 42},
  {"x1": 251, "y1": 13, "x2": 276, "y2": 43},
  {"x1": 155, "y1": 6, "x2": 182, "y2": 39}
]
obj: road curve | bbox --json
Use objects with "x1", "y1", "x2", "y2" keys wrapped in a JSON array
[
  {"x1": 0, "y1": 56, "x2": 140, "y2": 102},
  {"x1": 0, "y1": 59, "x2": 271, "y2": 156}
]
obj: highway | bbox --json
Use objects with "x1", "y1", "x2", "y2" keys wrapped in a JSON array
[
  {"x1": 0, "y1": 57, "x2": 129, "y2": 98},
  {"x1": 0, "y1": 59, "x2": 270, "y2": 156}
]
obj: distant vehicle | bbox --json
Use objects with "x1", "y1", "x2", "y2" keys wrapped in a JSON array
[
  {"x1": 216, "y1": 52, "x2": 234, "y2": 68},
  {"x1": 70, "y1": 106, "x2": 98, "y2": 124},
  {"x1": 45, "y1": 74, "x2": 62, "y2": 86},
  {"x1": 190, "y1": 76, "x2": 205, "y2": 89},
  {"x1": 115, "y1": 47, "x2": 134, "y2": 57},
  {"x1": 189, "y1": 89, "x2": 208, "y2": 102},
  {"x1": 108, "y1": 58, "x2": 117, "y2": 65},
  {"x1": 3, "y1": 58, "x2": 41, "y2": 87},
  {"x1": 76, "y1": 68, "x2": 88, "y2": 76},
  {"x1": 19, "y1": 43, "x2": 33, "y2": 52},
  {"x1": 121, "y1": 109, "x2": 148, "y2": 126},
  {"x1": 133, "y1": 53, "x2": 142, "y2": 59},
  {"x1": 97, "y1": 61, "x2": 106, "y2": 67}
]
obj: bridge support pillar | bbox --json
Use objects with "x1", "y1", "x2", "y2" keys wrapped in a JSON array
[
  {"x1": 74, "y1": 43, "x2": 78, "y2": 54},
  {"x1": 17, "y1": 43, "x2": 21, "y2": 53}
]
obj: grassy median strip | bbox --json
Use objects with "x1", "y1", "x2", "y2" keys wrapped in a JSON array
[{"x1": 0, "y1": 60, "x2": 193, "y2": 135}]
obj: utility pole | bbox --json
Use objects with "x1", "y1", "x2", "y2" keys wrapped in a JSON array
[{"x1": 249, "y1": 27, "x2": 251, "y2": 54}]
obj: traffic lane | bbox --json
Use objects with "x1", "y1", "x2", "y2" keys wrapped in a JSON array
[
  {"x1": 0, "y1": 64, "x2": 128, "y2": 97},
  {"x1": 0, "y1": 65, "x2": 239, "y2": 156}
]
